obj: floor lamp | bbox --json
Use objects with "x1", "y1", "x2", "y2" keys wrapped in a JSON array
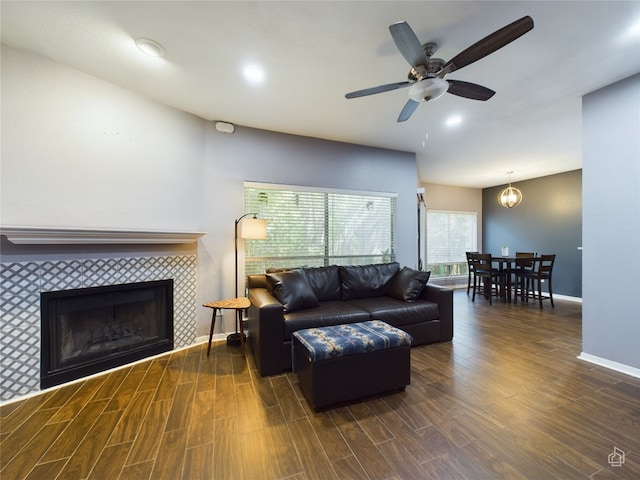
[{"x1": 228, "y1": 213, "x2": 267, "y2": 345}]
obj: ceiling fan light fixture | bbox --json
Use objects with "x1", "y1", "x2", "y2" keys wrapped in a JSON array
[
  {"x1": 409, "y1": 78, "x2": 448, "y2": 103},
  {"x1": 345, "y1": 17, "x2": 533, "y2": 122}
]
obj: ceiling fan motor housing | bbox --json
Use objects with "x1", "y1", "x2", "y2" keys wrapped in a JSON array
[{"x1": 409, "y1": 77, "x2": 449, "y2": 102}]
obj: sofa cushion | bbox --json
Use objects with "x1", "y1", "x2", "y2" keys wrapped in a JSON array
[
  {"x1": 266, "y1": 270, "x2": 319, "y2": 313},
  {"x1": 340, "y1": 262, "x2": 400, "y2": 300},
  {"x1": 347, "y1": 296, "x2": 440, "y2": 327},
  {"x1": 302, "y1": 265, "x2": 341, "y2": 302},
  {"x1": 388, "y1": 267, "x2": 431, "y2": 302},
  {"x1": 283, "y1": 301, "x2": 371, "y2": 340}
]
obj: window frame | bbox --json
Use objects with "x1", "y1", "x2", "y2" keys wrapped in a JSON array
[{"x1": 244, "y1": 182, "x2": 397, "y2": 275}]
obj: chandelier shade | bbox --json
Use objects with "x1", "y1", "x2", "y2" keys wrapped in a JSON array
[{"x1": 498, "y1": 172, "x2": 523, "y2": 208}]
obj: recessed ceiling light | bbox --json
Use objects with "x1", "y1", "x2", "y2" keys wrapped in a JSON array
[
  {"x1": 135, "y1": 38, "x2": 164, "y2": 58},
  {"x1": 616, "y1": 18, "x2": 640, "y2": 45},
  {"x1": 242, "y1": 64, "x2": 266, "y2": 85},
  {"x1": 445, "y1": 115, "x2": 463, "y2": 127}
]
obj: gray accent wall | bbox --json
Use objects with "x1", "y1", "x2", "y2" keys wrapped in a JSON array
[
  {"x1": 582, "y1": 73, "x2": 640, "y2": 372},
  {"x1": 482, "y1": 170, "x2": 582, "y2": 298},
  {"x1": 199, "y1": 125, "x2": 418, "y2": 335}
]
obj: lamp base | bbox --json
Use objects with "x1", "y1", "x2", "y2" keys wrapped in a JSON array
[{"x1": 226, "y1": 332, "x2": 243, "y2": 346}]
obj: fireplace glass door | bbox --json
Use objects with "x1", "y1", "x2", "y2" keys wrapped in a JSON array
[{"x1": 41, "y1": 279, "x2": 173, "y2": 388}]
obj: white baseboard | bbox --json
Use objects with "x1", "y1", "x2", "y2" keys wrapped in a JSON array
[
  {"x1": 553, "y1": 293, "x2": 582, "y2": 303},
  {"x1": 431, "y1": 279, "x2": 583, "y2": 302},
  {"x1": 196, "y1": 333, "x2": 228, "y2": 344},
  {"x1": 577, "y1": 352, "x2": 640, "y2": 378}
]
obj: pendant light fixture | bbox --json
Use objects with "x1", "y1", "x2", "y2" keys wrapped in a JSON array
[{"x1": 498, "y1": 171, "x2": 523, "y2": 208}]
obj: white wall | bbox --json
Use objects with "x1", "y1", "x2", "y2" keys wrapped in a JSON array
[
  {"x1": 1, "y1": 45, "x2": 205, "y2": 230},
  {"x1": 1, "y1": 45, "x2": 419, "y2": 339},
  {"x1": 582, "y1": 74, "x2": 640, "y2": 374}
]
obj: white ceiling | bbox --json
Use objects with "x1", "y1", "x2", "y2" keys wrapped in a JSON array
[{"x1": 2, "y1": 1, "x2": 639, "y2": 188}]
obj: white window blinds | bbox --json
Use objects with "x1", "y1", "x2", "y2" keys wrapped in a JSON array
[
  {"x1": 244, "y1": 184, "x2": 396, "y2": 275},
  {"x1": 426, "y1": 210, "x2": 477, "y2": 272}
]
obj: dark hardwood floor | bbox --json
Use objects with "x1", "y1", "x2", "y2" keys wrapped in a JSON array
[{"x1": 2, "y1": 290, "x2": 639, "y2": 479}]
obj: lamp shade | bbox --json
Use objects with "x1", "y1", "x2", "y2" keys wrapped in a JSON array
[
  {"x1": 498, "y1": 185, "x2": 523, "y2": 208},
  {"x1": 239, "y1": 217, "x2": 267, "y2": 239}
]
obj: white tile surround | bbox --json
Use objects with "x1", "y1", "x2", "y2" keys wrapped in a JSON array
[{"x1": 0, "y1": 254, "x2": 197, "y2": 402}]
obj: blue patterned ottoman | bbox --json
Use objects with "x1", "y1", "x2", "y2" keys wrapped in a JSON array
[{"x1": 292, "y1": 320, "x2": 412, "y2": 410}]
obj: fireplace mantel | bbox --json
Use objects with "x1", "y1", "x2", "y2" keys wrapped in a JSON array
[{"x1": 0, "y1": 226, "x2": 206, "y2": 245}]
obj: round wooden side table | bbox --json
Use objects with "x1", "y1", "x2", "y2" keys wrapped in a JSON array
[{"x1": 203, "y1": 297, "x2": 251, "y2": 356}]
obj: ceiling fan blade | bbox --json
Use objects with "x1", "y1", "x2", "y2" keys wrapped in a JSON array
[
  {"x1": 389, "y1": 21, "x2": 428, "y2": 68},
  {"x1": 447, "y1": 80, "x2": 495, "y2": 101},
  {"x1": 345, "y1": 81, "x2": 411, "y2": 99},
  {"x1": 397, "y1": 99, "x2": 420, "y2": 122},
  {"x1": 443, "y1": 16, "x2": 534, "y2": 74}
]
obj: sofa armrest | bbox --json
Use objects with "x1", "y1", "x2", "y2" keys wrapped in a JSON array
[
  {"x1": 248, "y1": 274, "x2": 269, "y2": 289},
  {"x1": 422, "y1": 284, "x2": 453, "y2": 341},
  {"x1": 247, "y1": 287, "x2": 286, "y2": 376}
]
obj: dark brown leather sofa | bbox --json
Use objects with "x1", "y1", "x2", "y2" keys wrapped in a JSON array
[{"x1": 247, "y1": 262, "x2": 454, "y2": 377}]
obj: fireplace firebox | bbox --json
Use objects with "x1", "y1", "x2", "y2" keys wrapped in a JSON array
[{"x1": 40, "y1": 279, "x2": 173, "y2": 389}]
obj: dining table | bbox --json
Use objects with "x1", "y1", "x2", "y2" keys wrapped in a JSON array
[{"x1": 489, "y1": 255, "x2": 540, "y2": 303}]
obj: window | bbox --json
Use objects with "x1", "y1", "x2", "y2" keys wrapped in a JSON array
[
  {"x1": 244, "y1": 183, "x2": 396, "y2": 275},
  {"x1": 426, "y1": 210, "x2": 477, "y2": 277}
]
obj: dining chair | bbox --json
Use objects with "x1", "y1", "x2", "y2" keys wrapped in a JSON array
[
  {"x1": 465, "y1": 251, "x2": 479, "y2": 295},
  {"x1": 512, "y1": 252, "x2": 536, "y2": 303},
  {"x1": 471, "y1": 253, "x2": 508, "y2": 305},
  {"x1": 521, "y1": 254, "x2": 556, "y2": 308}
]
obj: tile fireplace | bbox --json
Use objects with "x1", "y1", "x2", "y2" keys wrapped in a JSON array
[{"x1": 0, "y1": 253, "x2": 197, "y2": 402}]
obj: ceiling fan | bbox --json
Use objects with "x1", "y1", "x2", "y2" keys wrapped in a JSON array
[{"x1": 345, "y1": 16, "x2": 534, "y2": 122}]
